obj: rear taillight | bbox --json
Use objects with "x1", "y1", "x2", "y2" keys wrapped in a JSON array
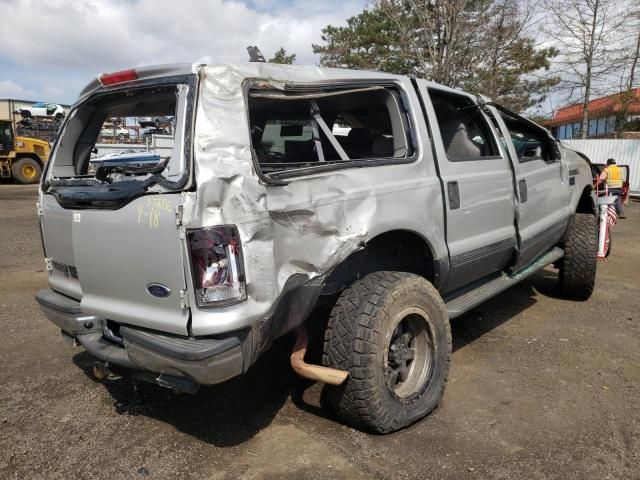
[
  {"x1": 98, "y1": 69, "x2": 139, "y2": 86},
  {"x1": 188, "y1": 226, "x2": 246, "y2": 307}
]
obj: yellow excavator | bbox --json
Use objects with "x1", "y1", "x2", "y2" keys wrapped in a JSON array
[{"x1": 0, "y1": 119, "x2": 50, "y2": 184}]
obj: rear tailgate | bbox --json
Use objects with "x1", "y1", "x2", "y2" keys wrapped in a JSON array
[
  {"x1": 41, "y1": 194, "x2": 189, "y2": 334},
  {"x1": 40, "y1": 74, "x2": 195, "y2": 335}
]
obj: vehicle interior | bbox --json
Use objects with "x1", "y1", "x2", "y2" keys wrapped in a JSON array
[
  {"x1": 496, "y1": 109, "x2": 556, "y2": 162},
  {"x1": 248, "y1": 86, "x2": 413, "y2": 174},
  {"x1": 429, "y1": 90, "x2": 499, "y2": 160},
  {"x1": 50, "y1": 85, "x2": 179, "y2": 178}
]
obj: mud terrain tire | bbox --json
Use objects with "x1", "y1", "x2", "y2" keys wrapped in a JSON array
[
  {"x1": 558, "y1": 213, "x2": 597, "y2": 300},
  {"x1": 323, "y1": 271, "x2": 451, "y2": 433}
]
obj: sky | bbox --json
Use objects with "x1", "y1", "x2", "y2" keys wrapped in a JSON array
[
  {"x1": 0, "y1": 0, "x2": 366, "y2": 104},
  {"x1": 1, "y1": 0, "x2": 632, "y2": 116}
]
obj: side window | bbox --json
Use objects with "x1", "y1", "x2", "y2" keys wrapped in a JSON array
[
  {"x1": 498, "y1": 110, "x2": 556, "y2": 163},
  {"x1": 247, "y1": 85, "x2": 414, "y2": 176},
  {"x1": 429, "y1": 89, "x2": 499, "y2": 161}
]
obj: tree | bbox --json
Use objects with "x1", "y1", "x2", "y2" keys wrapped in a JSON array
[
  {"x1": 312, "y1": 7, "x2": 414, "y2": 73},
  {"x1": 313, "y1": 0, "x2": 559, "y2": 112},
  {"x1": 544, "y1": 0, "x2": 625, "y2": 138},
  {"x1": 374, "y1": 0, "x2": 486, "y2": 86},
  {"x1": 268, "y1": 48, "x2": 296, "y2": 65},
  {"x1": 466, "y1": 0, "x2": 559, "y2": 111}
]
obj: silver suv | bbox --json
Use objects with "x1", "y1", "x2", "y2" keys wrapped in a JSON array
[{"x1": 36, "y1": 63, "x2": 597, "y2": 433}]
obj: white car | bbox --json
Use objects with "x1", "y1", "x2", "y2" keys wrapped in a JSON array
[
  {"x1": 16, "y1": 102, "x2": 66, "y2": 119},
  {"x1": 99, "y1": 126, "x2": 131, "y2": 141}
]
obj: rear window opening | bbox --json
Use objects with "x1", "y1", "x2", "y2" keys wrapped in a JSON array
[
  {"x1": 48, "y1": 81, "x2": 192, "y2": 186},
  {"x1": 247, "y1": 84, "x2": 415, "y2": 178},
  {"x1": 44, "y1": 78, "x2": 194, "y2": 209}
]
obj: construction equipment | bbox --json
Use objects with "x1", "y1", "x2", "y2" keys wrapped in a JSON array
[{"x1": 0, "y1": 120, "x2": 50, "y2": 184}]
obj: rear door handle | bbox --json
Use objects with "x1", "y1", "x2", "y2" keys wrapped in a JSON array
[
  {"x1": 447, "y1": 181, "x2": 460, "y2": 210},
  {"x1": 518, "y1": 179, "x2": 528, "y2": 203}
]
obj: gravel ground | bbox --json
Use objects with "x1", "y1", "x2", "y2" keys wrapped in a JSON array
[{"x1": 1, "y1": 184, "x2": 638, "y2": 480}]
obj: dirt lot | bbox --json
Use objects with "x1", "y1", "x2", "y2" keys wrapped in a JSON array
[{"x1": 1, "y1": 184, "x2": 639, "y2": 480}]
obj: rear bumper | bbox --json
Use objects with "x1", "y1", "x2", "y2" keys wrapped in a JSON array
[{"x1": 35, "y1": 288, "x2": 251, "y2": 386}]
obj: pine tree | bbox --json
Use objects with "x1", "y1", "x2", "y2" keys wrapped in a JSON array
[
  {"x1": 269, "y1": 48, "x2": 296, "y2": 65},
  {"x1": 313, "y1": 0, "x2": 559, "y2": 112}
]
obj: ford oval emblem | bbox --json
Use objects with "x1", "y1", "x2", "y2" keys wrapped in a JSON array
[{"x1": 146, "y1": 283, "x2": 171, "y2": 298}]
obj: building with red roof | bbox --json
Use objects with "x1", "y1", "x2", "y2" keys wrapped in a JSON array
[{"x1": 546, "y1": 88, "x2": 640, "y2": 140}]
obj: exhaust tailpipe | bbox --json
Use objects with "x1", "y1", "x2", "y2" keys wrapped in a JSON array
[
  {"x1": 290, "y1": 327, "x2": 349, "y2": 386},
  {"x1": 92, "y1": 361, "x2": 111, "y2": 380}
]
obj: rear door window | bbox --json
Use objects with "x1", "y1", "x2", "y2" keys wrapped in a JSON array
[{"x1": 428, "y1": 89, "x2": 499, "y2": 161}]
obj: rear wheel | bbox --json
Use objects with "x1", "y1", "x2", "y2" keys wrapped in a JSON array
[
  {"x1": 558, "y1": 213, "x2": 597, "y2": 300},
  {"x1": 323, "y1": 271, "x2": 451, "y2": 433},
  {"x1": 12, "y1": 157, "x2": 42, "y2": 184}
]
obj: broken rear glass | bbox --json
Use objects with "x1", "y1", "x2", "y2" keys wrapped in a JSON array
[
  {"x1": 247, "y1": 85, "x2": 415, "y2": 178},
  {"x1": 45, "y1": 79, "x2": 194, "y2": 208}
]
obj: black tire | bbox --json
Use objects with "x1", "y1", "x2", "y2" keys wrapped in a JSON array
[
  {"x1": 11, "y1": 157, "x2": 42, "y2": 184},
  {"x1": 558, "y1": 213, "x2": 597, "y2": 300},
  {"x1": 323, "y1": 271, "x2": 451, "y2": 433}
]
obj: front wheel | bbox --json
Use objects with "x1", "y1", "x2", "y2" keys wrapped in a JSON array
[
  {"x1": 11, "y1": 157, "x2": 42, "y2": 184},
  {"x1": 322, "y1": 272, "x2": 451, "y2": 433},
  {"x1": 558, "y1": 213, "x2": 597, "y2": 300}
]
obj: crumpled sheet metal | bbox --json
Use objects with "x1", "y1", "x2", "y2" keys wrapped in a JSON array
[
  {"x1": 184, "y1": 64, "x2": 442, "y2": 339},
  {"x1": 185, "y1": 64, "x2": 377, "y2": 337}
]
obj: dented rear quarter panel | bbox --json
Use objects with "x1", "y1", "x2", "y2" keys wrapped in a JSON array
[{"x1": 183, "y1": 64, "x2": 447, "y2": 337}]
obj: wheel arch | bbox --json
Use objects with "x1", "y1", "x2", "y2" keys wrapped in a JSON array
[
  {"x1": 322, "y1": 228, "x2": 446, "y2": 296},
  {"x1": 575, "y1": 185, "x2": 596, "y2": 216}
]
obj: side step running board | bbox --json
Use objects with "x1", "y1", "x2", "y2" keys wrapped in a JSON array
[{"x1": 444, "y1": 247, "x2": 564, "y2": 319}]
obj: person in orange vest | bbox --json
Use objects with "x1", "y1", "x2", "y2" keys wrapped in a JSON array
[{"x1": 599, "y1": 158, "x2": 626, "y2": 218}]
